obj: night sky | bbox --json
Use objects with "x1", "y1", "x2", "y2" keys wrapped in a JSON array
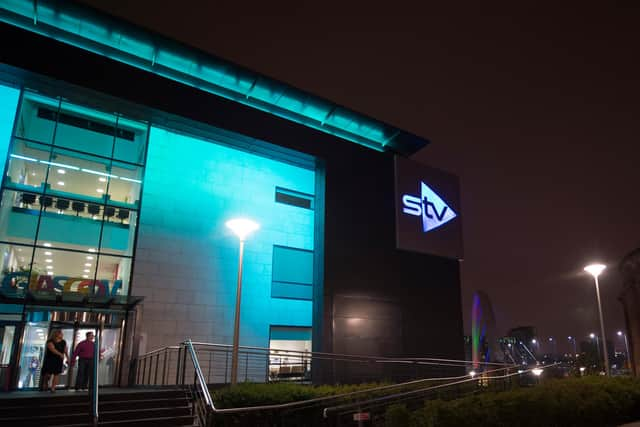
[{"x1": 82, "y1": 1, "x2": 640, "y2": 354}]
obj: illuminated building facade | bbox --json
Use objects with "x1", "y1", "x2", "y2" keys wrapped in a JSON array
[{"x1": 0, "y1": 0, "x2": 464, "y2": 389}]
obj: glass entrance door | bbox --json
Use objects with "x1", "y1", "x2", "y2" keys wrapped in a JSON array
[
  {"x1": 0, "y1": 323, "x2": 18, "y2": 390},
  {"x1": 53, "y1": 325, "x2": 75, "y2": 388}
]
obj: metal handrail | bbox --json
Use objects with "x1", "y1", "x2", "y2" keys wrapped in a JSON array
[
  {"x1": 322, "y1": 363, "x2": 561, "y2": 420},
  {"x1": 183, "y1": 339, "x2": 216, "y2": 411},
  {"x1": 91, "y1": 325, "x2": 101, "y2": 427}
]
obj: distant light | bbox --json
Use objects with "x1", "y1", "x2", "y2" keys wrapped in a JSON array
[
  {"x1": 568, "y1": 336, "x2": 572, "y2": 340},
  {"x1": 469, "y1": 371, "x2": 476, "y2": 378},
  {"x1": 84, "y1": 263, "x2": 91, "y2": 267},
  {"x1": 508, "y1": 343, "x2": 512, "y2": 347},
  {"x1": 44, "y1": 251, "x2": 52, "y2": 256},
  {"x1": 579, "y1": 367, "x2": 586, "y2": 372},
  {"x1": 225, "y1": 218, "x2": 260, "y2": 241},
  {"x1": 532, "y1": 368, "x2": 543, "y2": 377},
  {"x1": 548, "y1": 337, "x2": 553, "y2": 342},
  {"x1": 82, "y1": 274, "x2": 89, "y2": 278},
  {"x1": 88, "y1": 248, "x2": 96, "y2": 253},
  {"x1": 45, "y1": 259, "x2": 52, "y2": 263},
  {"x1": 517, "y1": 370, "x2": 524, "y2": 374},
  {"x1": 584, "y1": 264, "x2": 606, "y2": 278},
  {"x1": 96, "y1": 188, "x2": 104, "y2": 193},
  {"x1": 57, "y1": 169, "x2": 66, "y2": 174},
  {"x1": 57, "y1": 181, "x2": 65, "y2": 186},
  {"x1": 83, "y1": 269, "x2": 90, "y2": 273},
  {"x1": 47, "y1": 271, "x2": 54, "y2": 275},
  {"x1": 590, "y1": 333, "x2": 596, "y2": 339},
  {"x1": 86, "y1": 256, "x2": 94, "y2": 260},
  {"x1": 617, "y1": 331, "x2": 623, "y2": 336},
  {"x1": 532, "y1": 339, "x2": 537, "y2": 344},
  {"x1": 46, "y1": 266, "x2": 53, "y2": 270},
  {"x1": 99, "y1": 177, "x2": 107, "y2": 182}
]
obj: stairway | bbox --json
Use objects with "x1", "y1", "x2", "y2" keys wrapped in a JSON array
[{"x1": 0, "y1": 388, "x2": 195, "y2": 426}]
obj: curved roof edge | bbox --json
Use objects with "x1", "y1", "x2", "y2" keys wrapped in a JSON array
[{"x1": 0, "y1": 0, "x2": 429, "y2": 156}]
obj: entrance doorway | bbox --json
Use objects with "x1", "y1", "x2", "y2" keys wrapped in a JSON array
[{"x1": 16, "y1": 310, "x2": 124, "y2": 390}]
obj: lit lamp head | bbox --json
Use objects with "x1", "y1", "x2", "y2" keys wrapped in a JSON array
[
  {"x1": 225, "y1": 218, "x2": 260, "y2": 241},
  {"x1": 589, "y1": 333, "x2": 596, "y2": 339},
  {"x1": 584, "y1": 263, "x2": 606, "y2": 278},
  {"x1": 532, "y1": 368, "x2": 543, "y2": 377}
]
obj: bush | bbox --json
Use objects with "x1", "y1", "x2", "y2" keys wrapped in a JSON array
[
  {"x1": 385, "y1": 404, "x2": 410, "y2": 427},
  {"x1": 410, "y1": 377, "x2": 640, "y2": 427}
]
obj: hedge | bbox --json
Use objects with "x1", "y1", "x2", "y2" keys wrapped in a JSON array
[{"x1": 385, "y1": 377, "x2": 640, "y2": 427}]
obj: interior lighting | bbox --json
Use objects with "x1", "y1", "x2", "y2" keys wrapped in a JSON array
[
  {"x1": 10, "y1": 154, "x2": 37, "y2": 162},
  {"x1": 43, "y1": 243, "x2": 52, "y2": 247},
  {"x1": 81, "y1": 168, "x2": 118, "y2": 178},
  {"x1": 84, "y1": 263, "x2": 91, "y2": 267},
  {"x1": 45, "y1": 259, "x2": 52, "y2": 263},
  {"x1": 46, "y1": 265, "x2": 53, "y2": 270},
  {"x1": 44, "y1": 251, "x2": 52, "y2": 256},
  {"x1": 88, "y1": 248, "x2": 96, "y2": 253},
  {"x1": 532, "y1": 368, "x2": 543, "y2": 376},
  {"x1": 99, "y1": 177, "x2": 106, "y2": 182},
  {"x1": 57, "y1": 181, "x2": 64, "y2": 186},
  {"x1": 96, "y1": 188, "x2": 104, "y2": 193},
  {"x1": 83, "y1": 269, "x2": 90, "y2": 273},
  {"x1": 86, "y1": 256, "x2": 94, "y2": 260},
  {"x1": 82, "y1": 274, "x2": 89, "y2": 278},
  {"x1": 57, "y1": 169, "x2": 66, "y2": 174},
  {"x1": 119, "y1": 177, "x2": 142, "y2": 183}
]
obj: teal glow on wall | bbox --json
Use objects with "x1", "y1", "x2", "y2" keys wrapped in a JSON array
[
  {"x1": 140, "y1": 126, "x2": 315, "y2": 347},
  {"x1": 0, "y1": 0, "x2": 427, "y2": 153},
  {"x1": 0, "y1": 84, "x2": 19, "y2": 167}
]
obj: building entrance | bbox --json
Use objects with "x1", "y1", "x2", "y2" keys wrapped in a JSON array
[{"x1": 17, "y1": 310, "x2": 124, "y2": 390}]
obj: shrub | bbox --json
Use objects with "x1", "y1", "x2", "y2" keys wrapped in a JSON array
[{"x1": 385, "y1": 404, "x2": 410, "y2": 427}]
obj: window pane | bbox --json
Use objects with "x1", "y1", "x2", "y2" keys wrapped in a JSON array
[
  {"x1": 96, "y1": 254, "x2": 130, "y2": 296},
  {"x1": 100, "y1": 211, "x2": 137, "y2": 256},
  {"x1": 0, "y1": 242, "x2": 34, "y2": 294},
  {"x1": 53, "y1": 100, "x2": 117, "y2": 158},
  {"x1": 14, "y1": 91, "x2": 59, "y2": 144},
  {"x1": 109, "y1": 161, "x2": 143, "y2": 206},
  {"x1": 5, "y1": 139, "x2": 50, "y2": 191},
  {"x1": 0, "y1": 190, "x2": 39, "y2": 245},
  {"x1": 47, "y1": 147, "x2": 111, "y2": 202},
  {"x1": 113, "y1": 117, "x2": 147, "y2": 165},
  {"x1": 32, "y1": 247, "x2": 98, "y2": 294},
  {"x1": 36, "y1": 208, "x2": 102, "y2": 252}
]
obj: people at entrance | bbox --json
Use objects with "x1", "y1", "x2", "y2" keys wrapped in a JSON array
[
  {"x1": 41, "y1": 329, "x2": 68, "y2": 392},
  {"x1": 70, "y1": 331, "x2": 95, "y2": 390},
  {"x1": 23, "y1": 355, "x2": 40, "y2": 388}
]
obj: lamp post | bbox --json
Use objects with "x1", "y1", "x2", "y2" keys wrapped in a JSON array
[
  {"x1": 226, "y1": 218, "x2": 260, "y2": 385},
  {"x1": 584, "y1": 263, "x2": 609, "y2": 375},
  {"x1": 617, "y1": 331, "x2": 631, "y2": 370},
  {"x1": 590, "y1": 332, "x2": 601, "y2": 365}
]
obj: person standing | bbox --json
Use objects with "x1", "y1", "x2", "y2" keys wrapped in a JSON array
[
  {"x1": 70, "y1": 331, "x2": 95, "y2": 391},
  {"x1": 41, "y1": 329, "x2": 68, "y2": 392}
]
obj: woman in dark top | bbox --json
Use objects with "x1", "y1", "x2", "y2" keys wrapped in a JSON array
[{"x1": 41, "y1": 329, "x2": 68, "y2": 392}]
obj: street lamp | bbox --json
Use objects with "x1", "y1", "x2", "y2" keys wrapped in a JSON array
[
  {"x1": 584, "y1": 263, "x2": 609, "y2": 375},
  {"x1": 590, "y1": 332, "x2": 601, "y2": 363},
  {"x1": 226, "y1": 218, "x2": 260, "y2": 385},
  {"x1": 617, "y1": 331, "x2": 631, "y2": 370}
]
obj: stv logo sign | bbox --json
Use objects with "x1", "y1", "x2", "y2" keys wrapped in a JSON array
[{"x1": 402, "y1": 182, "x2": 457, "y2": 233}]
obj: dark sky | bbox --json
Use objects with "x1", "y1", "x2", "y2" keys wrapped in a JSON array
[{"x1": 82, "y1": 1, "x2": 640, "y2": 354}]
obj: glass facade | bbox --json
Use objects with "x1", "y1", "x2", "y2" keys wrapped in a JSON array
[{"x1": 0, "y1": 88, "x2": 148, "y2": 300}]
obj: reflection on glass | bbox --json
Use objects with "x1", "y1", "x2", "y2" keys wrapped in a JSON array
[
  {"x1": 18, "y1": 322, "x2": 48, "y2": 389},
  {"x1": 0, "y1": 325, "x2": 15, "y2": 365},
  {"x1": 0, "y1": 190, "x2": 39, "y2": 245},
  {"x1": 14, "y1": 92, "x2": 59, "y2": 144}
]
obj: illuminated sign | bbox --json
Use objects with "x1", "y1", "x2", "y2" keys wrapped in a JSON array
[
  {"x1": 395, "y1": 156, "x2": 463, "y2": 259},
  {"x1": 402, "y1": 182, "x2": 457, "y2": 232}
]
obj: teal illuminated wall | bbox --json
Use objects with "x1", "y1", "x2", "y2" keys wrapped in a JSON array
[
  {"x1": 133, "y1": 126, "x2": 316, "y2": 353},
  {"x1": 0, "y1": 84, "x2": 19, "y2": 171}
]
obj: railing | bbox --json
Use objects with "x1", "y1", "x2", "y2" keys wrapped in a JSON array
[{"x1": 133, "y1": 341, "x2": 542, "y2": 426}]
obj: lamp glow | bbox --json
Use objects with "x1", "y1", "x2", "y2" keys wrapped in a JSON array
[
  {"x1": 590, "y1": 333, "x2": 596, "y2": 339},
  {"x1": 532, "y1": 368, "x2": 543, "y2": 376},
  {"x1": 226, "y1": 218, "x2": 260, "y2": 241},
  {"x1": 584, "y1": 263, "x2": 606, "y2": 278},
  {"x1": 469, "y1": 370, "x2": 476, "y2": 378},
  {"x1": 617, "y1": 331, "x2": 623, "y2": 336}
]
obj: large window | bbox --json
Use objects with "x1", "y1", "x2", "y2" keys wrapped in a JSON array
[
  {"x1": 0, "y1": 90, "x2": 148, "y2": 299},
  {"x1": 271, "y1": 245, "x2": 314, "y2": 301}
]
